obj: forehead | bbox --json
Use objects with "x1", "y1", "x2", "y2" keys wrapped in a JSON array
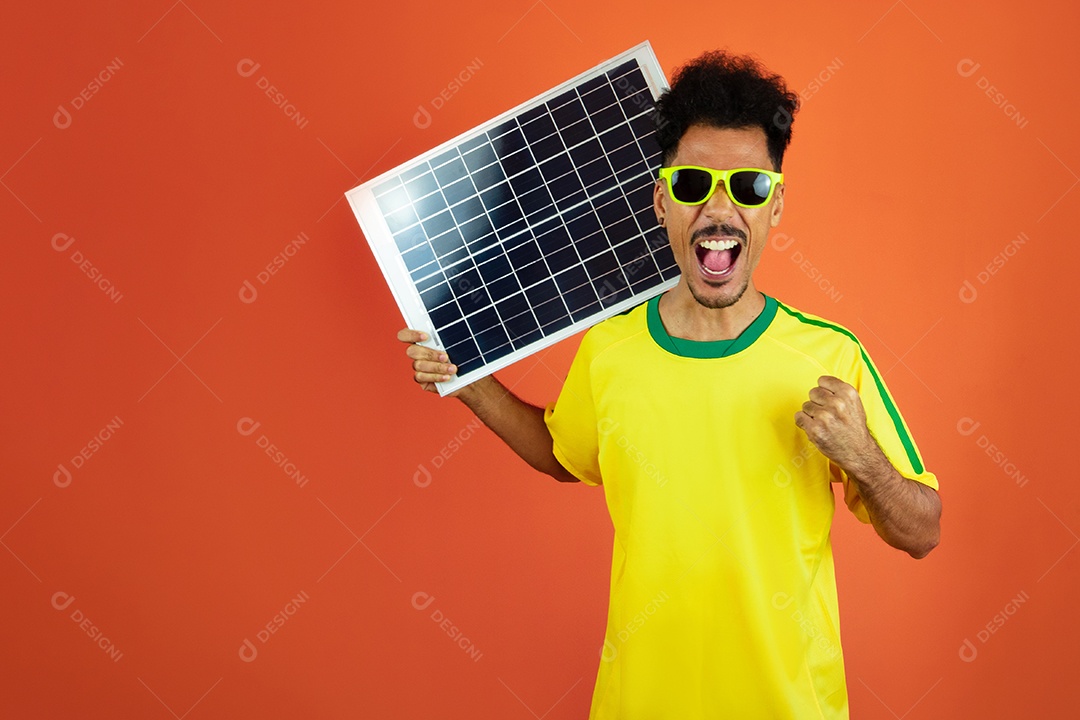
[{"x1": 671, "y1": 124, "x2": 772, "y2": 170}]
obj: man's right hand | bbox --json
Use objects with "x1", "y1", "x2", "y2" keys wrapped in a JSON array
[{"x1": 397, "y1": 328, "x2": 460, "y2": 396}]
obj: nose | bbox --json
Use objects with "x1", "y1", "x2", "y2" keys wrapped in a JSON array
[{"x1": 700, "y1": 179, "x2": 737, "y2": 221}]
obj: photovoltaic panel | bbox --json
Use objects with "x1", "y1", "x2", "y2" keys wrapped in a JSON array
[{"x1": 347, "y1": 42, "x2": 680, "y2": 395}]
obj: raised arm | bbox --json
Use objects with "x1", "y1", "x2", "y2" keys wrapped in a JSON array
[{"x1": 398, "y1": 329, "x2": 578, "y2": 483}]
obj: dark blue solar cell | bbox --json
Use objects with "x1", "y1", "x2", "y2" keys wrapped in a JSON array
[
  {"x1": 629, "y1": 267, "x2": 661, "y2": 293},
  {"x1": 462, "y1": 143, "x2": 498, "y2": 172},
  {"x1": 585, "y1": 250, "x2": 619, "y2": 278},
  {"x1": 476, "y1": 326, "x2": 512, "y2": 357},
  {"x1": 457, "y1": 286, "x2": 492, "y2": 316},
  {"x1": 489, "y1": 201, "x2": 524, "y2": 229},
  {"x1": 594, "y1": 269, "x2": 630, "y2": 306},
  {"x1": 616, "y1": 161, "x2": 651, "y2": 186},
  {"x1": 495, "y1": 217, "x2": 528, "y2": 242},
  {"x1": 413, "y1": 191, "x2": 447, "y2": 219},
  {"x1": 545, "y1": 245, "x2": 579, "y2": 274},
  {"x1": 608, "y1": 144, "x2": 643, "y2": 175},
  {"x1": 400, "y1": 163, "x2": 430, "y2": 182},
  {"x1": 460, "y1": 214, "x2": 494, "y2": 244},
  {"x1": 393, "y1": 224, "x2": 427, "y2": 253},
  {"x1": 575, "y1": 231, "x2": 609, "y2": 261},
  {"x1": 529, "y1": 134, "x2": 564, "y2": 165},
  {"x1": 507, "y1": 239, "x2": 542, "y2": 268},
  {"x1": 620, "y1": 90, "x2": 653, "y2": 119},
  {"x1": 472, "y1": 162, "x2": 506, "y2": 191},
  {"x1": 430, "y1": 228, "x2": 465, "y2": 259},
  {"x1": 547, "y1": 174, "x2": 584, "y2": 204},
  {"x1": 434, "y1": 157, "x2": 468, "y2": 187},
  {"x1": 405, "y1": 173, "x2": 439, "y2": 202},
  {"x1": 550, "y1": 96, "x2": 585, "y2": 127},
  {"x1": 569, "y1": 301, "x2": 602, "y2": 323},
  {"x1": 559, "y1": 119, "x2": 594, "y2": 148},
  {"x1": 437, "y1": 245, "x2": 470, "y2": 270},
  {"x1": 579, "y1": 157, "x2": 614, "y2": 190},
  {"x1": 518, "y1": 187, "x2": 553, "y2": 217},
  {"x1": 517, "y1": 260, "x2": 550, "y2": 289},
  {"x1": 596, "y1": 195, "x2": 632, "y2": 226},
  {"x1": 536, "y1": 223, "x2": 572, "y2": 254},
  {"x1": 518, "y1": 103, "x2": 548, "y2": 125},
  {"x1": 402, "y1": 242, "x2": 436, "y2": 272},
  {"x1": 466, "y1": 232, "x2": 499, "y2": 256},
  {"x1": 415, "y1": 268, "x2": 447, "y2": 293},
  {"x1": 521, "y1": 113, "x2": 557, "y2": 144},
  {"x1": 450, "y1": 196, "x2": 485, "y2": 225},
  {"x1": 458, "y1": 134, "x2": 488, "y2": 154},
  {"x1": 446, "y1": 337, "x2": 481, "y2": 367},
  {"x1": 420, "y1": 282, "x2": 454, "y2": 311},
  {"x1": 566, "y1": 210, "x2": 601, "y2": 240},
  {"x1": 533, "y1": 297, "x2": 569, "y2": 328},
  {"x1": 491, "y1": 128, "x2": 527, "y2": 157},
  {"x1": 607, "y1": 60, "x2": 638, "y2": 84},
  {"x1": 577, "y1": 73, "x2": 608, "y2": 95},
  {"x1": 591, "y1": 103, "x2": 625, "y2": 133},
  {"x1": 524, "y1": 278, "x2": 559, "y2": 305},
  {"x1": 563, "y1": 282, "x2": 599, "y2": 309},
  {"x1": 569, "y1": 138, "x2": 603, "y2": 166},
  {"x1": 481, "y1": 183, "x2": 515, "y2": 212},
  {"x1": 539, "y1": 153, "x2": 574, "y2": 182},
  {"x1": 421, "y1": 209, "x2": 454, "y2": 239},
  {"x1": 554, "y1": 263, "x2": 588, "y2": 293},
  {"x1": 499, "y1": 149, "x2": 534, "y2": 178},
  {"x1": 465, "y1": 307, "x2": 499, "y2": 333},
  {"x1": 509, "y1": 168, "x2": 545, "y2": 197},
  {"x1": 496, "y1": 291, "x2": 531, "y2": 322},
  {"x1": 429, "y1": 299, "x2": 463, "y2": 328},
  {"x1": 606, "y1": 217, "x2": 641, "y2": 246},
  {"x1": 409, "y1": 258, "x2": 439, "y2": 282},
  {"x1": 488, "y1": 274, "x2": 521, "y2": 302},
  {"x1": 581, "y1": 84, "x2": 617, "y2": 115},
  {"x1": 442, "y1": 176, "x2": 476, "y2": 206},
  {"x1": 599, "y1": 124, "x2": 635, "y2": 154},
  {"x1": 505, "y1": 314, "x2": 542, "y2": 346},
  {"x1": 477, "y1": 254, "x2": 513, "y2": 284},
  {"x1": 438, "y1": 319, "x2": 472, "y2": 348},
  {"x1": 487, "y1": 119, "x2": 518, "y2": 141}
]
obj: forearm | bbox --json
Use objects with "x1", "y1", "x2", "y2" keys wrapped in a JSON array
[
  {"x1": 846, "y1": 446, "x2": 941, "y2": 559},
  {"x1": 456, "y1": 376, "x2": 577, "y2": 482}
]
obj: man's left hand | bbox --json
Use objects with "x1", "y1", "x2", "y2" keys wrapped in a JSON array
[{"x1": 794, "y1": 375, "x2": 874, "y2": 473}]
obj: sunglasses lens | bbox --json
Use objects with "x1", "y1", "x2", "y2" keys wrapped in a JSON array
[
  {"x1": 728, "y1": 171, "x2": 772, "y2": 206},
  {"x1": 670, "y1": 168, "x2": 713, "y2": 204}
]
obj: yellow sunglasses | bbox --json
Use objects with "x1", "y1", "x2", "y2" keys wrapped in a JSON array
[{"x1": 659, "y1": 165, "x2": 784, "y2": 208}]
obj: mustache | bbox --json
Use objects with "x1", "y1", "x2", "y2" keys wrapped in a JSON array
[{"x1": 691, "y1": 223, "x2": 746, "y2": 244}]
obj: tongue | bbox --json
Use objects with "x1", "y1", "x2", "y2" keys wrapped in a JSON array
[{"x1": 702, "y1": 248, "x2": 733, "y2": 273}]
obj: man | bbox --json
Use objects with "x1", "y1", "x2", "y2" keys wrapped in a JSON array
[{"x1": 398, "y1": 50, "x2": 941, "y2": 719}]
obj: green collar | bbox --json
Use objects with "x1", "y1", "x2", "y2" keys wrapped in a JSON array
[{"x1": 647, "y1": 292, "x2": 777, "y2": 358}]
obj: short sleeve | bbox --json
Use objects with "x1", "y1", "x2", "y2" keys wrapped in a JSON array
[
  {"x1": 835, "y1": 342, "x2": 938, "y2": 524},
  {"x1": 544, "y1": 333, "x2": 602, "y2": 486}
]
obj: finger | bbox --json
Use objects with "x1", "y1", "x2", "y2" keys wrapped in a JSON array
[
  {"x1": 817, "y1": 375, "x2": 847, "y2": 393},
  {"x1": 397, "y1": 328, "x2": 430, "y2": 344},
  {"x1": 406, "y1": 343, "x2": 449, "y2": 363},
  {"x1": 801, "y1": 400, "x2": 822, "y2": 418},
  {"x1": 412, "y1": 358, "x2": 457, "y2": 377},
  {"x1": 414, "y1": 368, "x2": 455, "y2": 385},
  {"x1": 794, "y1": 410, "x2": 810, "y2": 429},
  {"x1": 807, "y1": 387, "x2": 832, "y2": 406}
]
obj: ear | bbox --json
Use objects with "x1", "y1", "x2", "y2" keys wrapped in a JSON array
[
  {"x1": 653, "y1": 178, "x2": 667, "y2": 225},
  {"x1": 769, "y1": 183, "x2": 785, "y2": 228}
]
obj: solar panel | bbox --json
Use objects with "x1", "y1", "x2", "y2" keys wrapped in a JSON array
[{"x1": 347, "y1": 42, "x2": 679, "y2": 395}]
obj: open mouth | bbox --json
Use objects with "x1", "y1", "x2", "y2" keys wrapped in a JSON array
[{"x1": 694, "y1": 238, "x2": 743, "y2": 279}]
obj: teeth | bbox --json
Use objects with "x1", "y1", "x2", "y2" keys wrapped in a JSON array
[{"x1": 698, "y1": 238, "x2": 739, "y2": 251}]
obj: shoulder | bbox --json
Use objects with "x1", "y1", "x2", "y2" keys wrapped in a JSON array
[
  {"x1": 577, "y1": 298, "x2": 651, "y2": 360},
  {"x1": 768, "y1": 297, "x2": 865, "y2": 365}
]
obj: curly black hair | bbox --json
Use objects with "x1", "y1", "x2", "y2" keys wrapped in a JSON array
[{"x1": 653, "y1": 50, "x2": 800, "y2": 171}]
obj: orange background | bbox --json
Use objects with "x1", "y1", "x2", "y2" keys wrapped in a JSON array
[{"x1": 3, "y1": 1, "x2": 1078, "y2": 717}]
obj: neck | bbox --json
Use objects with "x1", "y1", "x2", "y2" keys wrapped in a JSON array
[{"x1": 658, "y1": 282, "x2": 765, "y2": 342}]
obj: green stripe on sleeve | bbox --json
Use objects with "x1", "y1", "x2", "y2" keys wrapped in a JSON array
[{"x1": 776, "y1": 302, "x2": 925, "y2": 474}]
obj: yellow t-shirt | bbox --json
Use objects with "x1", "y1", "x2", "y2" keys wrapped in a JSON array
[{"x1": 544, "y1": 292, "x2": 938, "y2": 720}]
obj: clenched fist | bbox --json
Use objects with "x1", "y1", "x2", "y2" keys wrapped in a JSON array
[{"x1": 794, "y1": 375, "x2": 874, "y2": 474}]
